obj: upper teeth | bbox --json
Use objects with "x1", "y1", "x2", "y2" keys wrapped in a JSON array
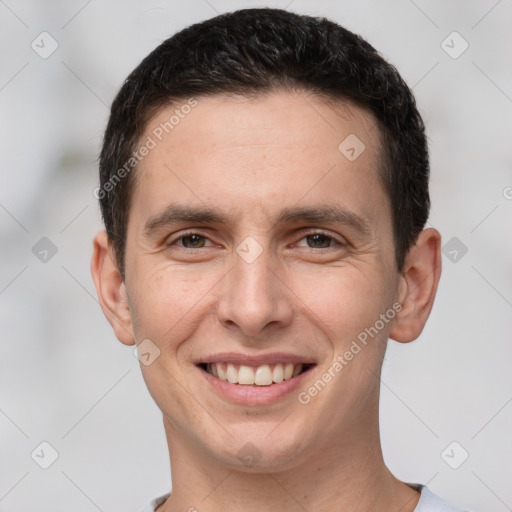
[{"x1": 206, "y1": 363, "x2": 303, "y2": 386}]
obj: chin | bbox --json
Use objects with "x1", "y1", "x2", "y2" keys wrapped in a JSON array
[{"x1": 206, "y1": 421, "x2": 313, "y2": 472}]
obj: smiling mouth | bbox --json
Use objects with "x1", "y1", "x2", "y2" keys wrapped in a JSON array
[{"x1": 198, "y1": 362, "x2": 314, "y2": 386}]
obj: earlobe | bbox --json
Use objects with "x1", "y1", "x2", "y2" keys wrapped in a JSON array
[
  {"x1": 389, "y1": 228, "x2": 442, "y2": 343},
  {"x1": 91, "y1": 231, "x2": 135, "y2": 346}
]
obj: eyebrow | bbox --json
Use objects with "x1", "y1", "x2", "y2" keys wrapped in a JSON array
[
  {"x1": 144, "y1": 204, "x2": 230, "y2": 234},
  {"x1": 144, "y1": 203, "x2": 370, "y2": 236},
  {"x1": 275, "y1": 205, "x2": 370, "y2": 234}
]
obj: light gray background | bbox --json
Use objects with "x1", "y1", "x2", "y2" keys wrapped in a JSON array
[{"x1": 1, "y1": 1, "x2": 511, "y2": 511}]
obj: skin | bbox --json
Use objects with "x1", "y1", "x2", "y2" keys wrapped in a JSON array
[{"x1": 92, "y1": 91, "x2": 441, "y2": 511}]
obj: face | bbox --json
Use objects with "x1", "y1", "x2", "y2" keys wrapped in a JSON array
[{"x1": 116, "y1": 92, "x2": 402, "y2": 469}]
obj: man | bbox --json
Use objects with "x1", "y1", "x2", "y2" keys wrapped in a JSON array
[{"x1": 91, "y1": 8, "x2": 467, "y2": 512}]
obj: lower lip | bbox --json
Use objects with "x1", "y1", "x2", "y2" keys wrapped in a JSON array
[{"x1": 199, "y1": 366, "x2": 314, "y2": 405}]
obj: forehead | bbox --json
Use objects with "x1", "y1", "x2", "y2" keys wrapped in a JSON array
[{"x1": 131, "y1": 91, "x2": 388, "y2": 227}]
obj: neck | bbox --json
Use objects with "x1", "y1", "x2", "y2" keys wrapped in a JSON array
[{"x1": 158, "y1": 416, "x2": 420, "y2": 512}]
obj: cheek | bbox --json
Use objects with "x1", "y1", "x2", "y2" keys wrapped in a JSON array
[
  {"x1": 127, "y1": 262, "x2": 216, "y2": 344},
  {"x1": 288, "y1": 265, "x2": 389, "y2": 341}
]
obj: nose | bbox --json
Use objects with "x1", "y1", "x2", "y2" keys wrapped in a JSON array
[{"x1": 216, "y1": 244, "x2": 294, "y2": 339}]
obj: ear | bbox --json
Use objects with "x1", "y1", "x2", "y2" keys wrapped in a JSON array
[
  {"x1": 91, "y1": 231, "x2": 135, "y2": 346},
  {"x1": 389, "y1": 228, "x2": 442, "y2": 343}
]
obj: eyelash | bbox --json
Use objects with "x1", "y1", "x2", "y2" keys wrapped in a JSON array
[{"x1": 165, "y1": 229, "x2": 345, "y2": 250}]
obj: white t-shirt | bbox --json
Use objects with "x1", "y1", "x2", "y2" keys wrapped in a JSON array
[
  {"x1": 413, "y1": 485, "x2": 469, "y2": 511},
  {"x1": 140, "y1": 484, "x2": 469, "y2": 512}
]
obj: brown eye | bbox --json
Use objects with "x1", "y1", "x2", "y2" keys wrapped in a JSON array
[
  {"x1": 305, "y1": 234, "x2": 333, "y2": 248},
  {"x1": 180, "y1": 234, "x2": 206, "y2": 248}
]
